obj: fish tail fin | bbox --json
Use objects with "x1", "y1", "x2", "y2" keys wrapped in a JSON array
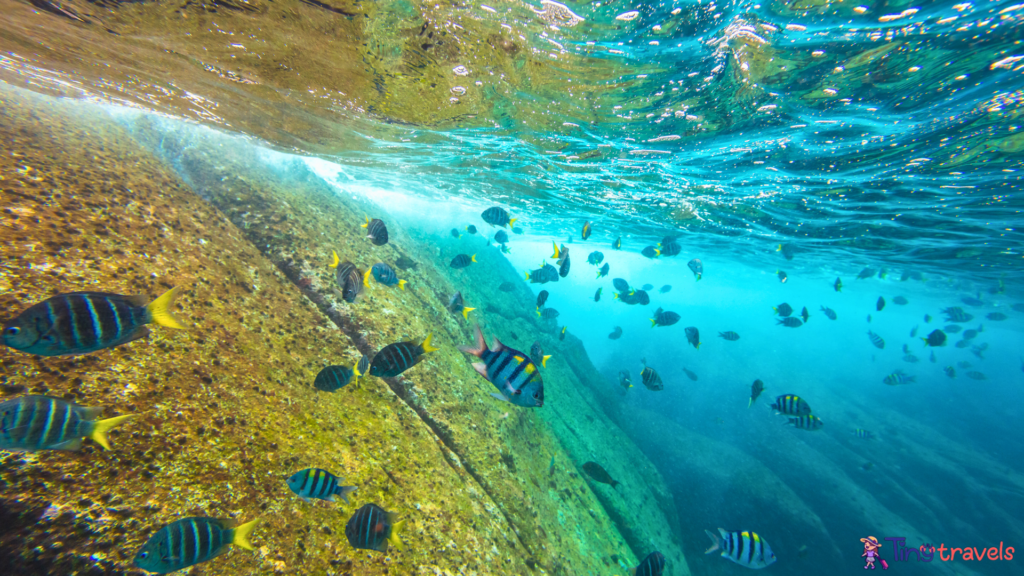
[
  {"x1": 542, "y1": 355, "x2": 551, "y2": 368},
  {"x1": 352, "y1": 360, "x2": 361, "y2": 378},
  {"x1": 650, "y1": 319, "x2": 657, "y2": 327},
  {"x1": 525, "y1": 271, "x2": 531, "y2": 280},
  {"x1": 361, "y1": 216, "x2": 370, "y2": 228},
  {"x1": 88, "y1": 414, "x2": 132, "y2": 450},
  {"x1": 551, "y1": 241, "x2": 560, "y2": 259},
  {"x1": 231, "y1": 519, "x2": 259, "y2": 551},
  {"x1": 420, "y1": 333, "x2": 439, "y2": 353},
  {"x1": 748, "y1": 397, "x2": 754, "y2": 408},
  {"x1": 398, "y1": 280, "x2": 407, "y2": 290},
  {"x1": 696, "y1": 274, "x2": 702, "y2": 281},
  {"x1": 387, "y1": 516, "x2": 405, "y2": 552},
  {"x1": 458, "y1": 324, "x2": 488, "y2": 357},
  {"x1": 613, "y1": 293, "x2": 619, "y2": 300},
  {"x1": 654, "y1": 249, "x2": 660, "y2": 256},
  {"x1": 336, "y1": 485, "x2": 357, "y2": 504},
  {"x1": 704, "y1": 529, "x2": 722, "y2": 554},
  {"x1": 462, "y1": 307, "x2": 475, "y2": 320},
  {"x1": 146, "y1": 287, "x2": 187, "y2": 329},
  {"x1": 363, "y1": 268, "x2": 373, "y2": 288},
  {"x1": 776, "y1": 244, "x2": 782, "y2": 251},
  {"x1": 509, "y1": 217, "x2": 517, "y2": 227},
  {"x1": 470, "y1": 254, "x2": 477, "y2": 262},
  {"x1": 329, "y1": 250, "x2": 340, "y2": 268}
]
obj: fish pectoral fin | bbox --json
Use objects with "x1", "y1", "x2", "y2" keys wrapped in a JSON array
[
  {"x1": 470, "y1": 363, "x2": 489, "y2": 379},
  {"x1": 49, "y1": 438, "x2": 84, "y2": 451},
  {"x1": 489, "y1": 392, "x2": 512, "y2": 403}
]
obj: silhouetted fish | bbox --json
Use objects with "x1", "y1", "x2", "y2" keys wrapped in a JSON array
[{"x1": 581, "y1": 461, "x2": 619, "y2": 488}]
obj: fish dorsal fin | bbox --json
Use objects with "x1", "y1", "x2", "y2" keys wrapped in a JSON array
[{"x1": 491, "y1": 337, "x2": 505, "y2": 352}]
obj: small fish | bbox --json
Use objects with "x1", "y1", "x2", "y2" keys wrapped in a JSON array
[
  {"x1": 910, "y1": 325, "x2": 918, "y2": 337},
  {"x1": 987, "y1": 312, "x2": 1008, "y2": 321},
  {"x1": 538, "y1": 308, "x2": 560, "y2": 320},
  {"x1": 631, "y1": 551, "x2": 666, "y2": 576},
  {"x1": 596, "y1": 263, "x2": 610, "y2": 278},
  {"x1": 631, "y1": 290, "x2": 651, "y2": 306},
  {"x1": 640, "y1": 359, "x2": 663, "y2": 390},
  {"x1": 929, "y1": 349, "x2": 936, "y2": 363},
  {"x1": 499, "y1": 281, "x2": 515, "y2": 292},
  {"x1": 961, "y1": 295, "x2": 984, "y2": 306},
  {"x1": 134, "y1": 517, "x2": 259, "y2": 574},
  {"x1": 361, "y1": 217, "x2": 389, "y2": 246},
  {"x1": 867, "y1": 314, "x2": 872, "y2": 323},
  {"x1": 660, "y1": 241, "x2": 682, "y2": 257},
  {"x1": 944, "y1": 366, "x2": 956, "y2": 378},
  {"x1": 450, "y1": 253, "x2": 477, "y2": 269},
  {"x1": 2, "y1": 288, "x2": 185, "y2": 356},
  {"x1": 861, "y1": 462, "x2": 874, "y2": 471},
  {"x1": 608, "y1": 326, "x2": 623, "y2": 340},
  {"x1": 365, "y1": 263, "x2": 407, "y2": 290},
  {"x1": 459, "y1": 325, "x2": 544, "y2": 407},
  {"x1": 587, "y1": 251, "x2": 604, "y2": 265},
  {"x1": 612, "y1": 236, "x2": 622, "y2": 250},
  {"x1": 955, "y1": 339, "x2": 971, "y2": 348},
  {"x1": 466, "y1": 224, "x2": 478, "y2": 234},
  {"x1": 368, "y1": 335, "x2": 439, "y2": 378},
  {"x1": 788, "y1": 414, "x2": 824, "y2": 430},
  {"x1": 903, "y1": 343, "x2": 910, "y2": 354},
  {"x1": 481, "y1": 206, "x2": 516, "y2": 228},
  {"x1": 958, "y1": 360, "x2": 972, "y2": 369},
  {"x1": 613, "y1": 278, "x2": 631, "y2": 293},
  {"x1": 834, "y1": 277, "x2": 842, "y2": 292},
  {"x1": 777, "y1": 243, "x2": 796, "y2": 261},
  {"x1": 448, "y1": 292, "x2": 475, "y2": 319},
  {"x1": 857, "y1": 267, "x2": 875, "y2": 280},
  {"x1": 345, "y1": 503, "x2": 404, "y2": 552},
  {"x1": 618, "y1": 369, "x2": 632, "y2": 388},
  {"x1": 777, "y1": 317, "x2": 803, "y2": 327},
  {"x1": 685, "y1": 326, "x2": 701, "y2": 349},
  {"x1": 771, "y1": 394, "x2": 811, "y2": 415},
  {"x1": 749, "y1": 380, "x2": 764, "y2": 407},
  {"x1": 776, "y1": 269, "x2": 788, "y2": 283},
  {"x1": 883, "y1": 370, "x2": 915, "y2": 385},
  {"x1": 581, "y1": 221, "x2": 592, "y2": 240},
  {"x1": 525, "y1": 263, "x2": 559, "y2": 284},
  {"x1": 559, "y1": 325, "x2": 567, "y2": 341},
  {"x1": 876, "y1": 296, "x2": 886, "y2": 311},
  {"x1": 878, "y1": 268, "x2": 888, "y2": 279},
  {"x1": 0, "y1": 395, "x2": 131, "y2": 452},
  {"x1": 962, "y1": 325, "x2": 983, "y2": 340},
  {"x1": 582, "y1": 461, "x2": 619, "y2": 488},
  {"x1": 942, "y1": 307, "x2": 973, "y2": 323},
  {"x1": 801, "y1": 306, "x2": 810, "y2": 323},
  {"x1": 660, "y1": 285, "x2": 671, "y2": 293},
  {"x1": 966, "y1": 371, "x2": 987, "y2": 381},
  {"x1": 594, "y1": 287, "x2": 602, "y2": 302},
  {"x1": 287, "y1": 468, "x2": 357, "y2": 504},
  {"x1": 718, "y1": 331, "x2": 740, "y2": 341},
  {"x1": 500, "y1": 243, "x2": 511, "y2": 254},
  {"x1": 867, "y1": 331, "x2": 885, "y2": 349},
  {"x1": 651, "y1": 307, "x2": 681, "y2": 327},
  {"x1": 494, "y1": 230, "x2": 509, "y2": 244},
  {"x1": 705, "y1": 529, "x2": 776, "y2": 569},
  {"x1": 971, "y1": 342, "x2": 989, "y2": 359},
  {"x1": 642, "y1": 284, "x2": 654, "y2": 290},
  {"x1": 924, "y1": 314, "x2": 932, "y2": 323},
  {"x1": 536, "y1": 290, "x2": 549, "y2": 309},
  {"x1": 512, "y1": 226, "x2": 524, "y2": 235},
  {"x1": 893, "y1": 296, "x2": 909, "y2": 305},
  {"x1": 922, "y1": 329, "x2": 946, "y2": 347},
  {"x1": 688, "y1": 258, "x2": 704, "y2": 281},
  {"x1": 314, "y1": 364, "x2": 358, "y2": 392},
  {"x1": 331, "y1": 256, "x2": 364, "y2": 303},
  {"x1": 820, "y1": 306, "x2": 837, "y2": 320},
  {"x1": 641, "y1": 246, "x2": 660, "y2": 259},
  {"x1": 558, "y1": 254, "x2": 571, "y2": 277},
  {"x1": 529, "y1": 341, "x2": 551, "y2": 368},
  {"x1": 774, "y1": 303, "x2": 793, "y2": 317},
  {"x1": 854, "y1": 429, "x2": 875, "y2": 440},
  {"x1": 683, "y1": 367, "x2": 698, "y2": 381},
  {"x1": 450, "y1": 228, "x2": 460, "y2": 238},
  {"x1": 902, "y1": 354, "x2": 919, "y2": 363}
]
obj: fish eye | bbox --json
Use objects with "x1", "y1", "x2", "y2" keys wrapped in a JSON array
[
  {"x1": 4, "y1": 327, "x2": 18, "y2": 335},
  {"x1": 139, "y1": 552, "x2": 148, "y2": 559}
]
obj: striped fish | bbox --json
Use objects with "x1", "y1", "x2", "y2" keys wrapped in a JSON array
[
  {"x1": 345, "y1": 503, "x2": 404, "y2": 553},
  {"x1": 770, "y1": 394, "x2": 812, "y2": 416},
  {"x1": 450, "y1": 254, "x2": 476, "y2": 269},
  {"x1": 357, "y1": 355, "x2": 370, "y2": 378},
  {"x1": 458, "y1": 325, "x2": 544, "y2": 407},
  {"x1": 660, "y1": 241, "x2": 681, "y2": 256},
  {"x1": 558, "y1": 254, "x2": 571, "y2": 277},
  {"x1": 867, "y1": 330, "x2": 885, "y2": 349},
  {"x1": 687, "y1": 258, "x2": 703, "y2": 280},
  {"x1": 2, "y1": 288, "x2": 185, "y2": 356},
  {"x1": 632, "y1": 551, "x2": 666, "y2": 576},
  {"x1": 536, "y1": 290, "x2": 549, "y2": 309},
  {"x1": 529, "y1": 341, "x2": 551, "y2": 368},
  {"x1": 365, "y1": 263, "x2": 407, "y2": 290},
  {"x1": 718, "y1": 330, "x2": 739, "y2": 341},
  {"x1": 481, "y1": 206, "x2": 515, "y2": 228},
  {"x1": 133, "y1": 517, "x2": 258, "y2": 574},
  {"x1": 944, "y1": 366, "x2": 956, "y2": 378},
  {"x1": 942, "y1": 306, "x2": 973, "y2": 323},
  {"x1": 581, "y1": 221, "x2": 592, "y2": 240},
  {"x1": 853, "y1": 428, "x2": 875, "y2": 439},
  {"x1": 313, "y1": 365, "x2": 357, "y2": 392},
  {"x1": 652, "y1": 308, "x2": 681, "y2": 327},
  {"x1": 704, "y1": 528, "x2": 777, "y2": 569},
  {"x1": 368, "y1": 335, "x2": 439, "y2": 378},
  {"x1": 788, "y1": 414, "x2": 824, "y2": 430},
  {"x1": 883, "y1": 370, "x2": 915, "y2": 386},
  {"x1": 538, "y1": 308, "x2": 560, "y2": 320},
  {"x1": 685, "y1": 326, "x2": 700, "y2": 349},
  {"x1": 776, "y1": 317, "x2": 803, "y2": 327},
  {"x1": 448, "y1": 292, "x2": 475, "y2": 319},
  {"x1": 640, "y1": 359, "x2": 663, "y2": 391},
  {"x1": 0, "y1": 395, "x2": 131, "y2": 452},
  {"x1": 820, "y1": 306, "x2": 837, "y2": 320},
  {"x1": 286, "y1": 468, "x2": 357, "y2": 503},
  {"x1": 597, "y1": 263, "x2": 609, "y2": 278},
  {"x1": 362, "y1": 217, "x2": 389, "y2": 246},
  {"x1": 329, "y1": 252, "x2": 363, "y2": 303},
  {"x1": 614, "y1": 290, "x2": 641, "y2": 305}
]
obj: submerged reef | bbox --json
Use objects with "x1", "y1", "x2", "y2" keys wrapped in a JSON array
[{"x1": 0, "y1": 84, "x2": 689, "y2": 575}]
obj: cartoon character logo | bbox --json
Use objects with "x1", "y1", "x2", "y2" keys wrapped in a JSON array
[{"x1": 860, "y1": 536, "x2": 888, "y2": 569}]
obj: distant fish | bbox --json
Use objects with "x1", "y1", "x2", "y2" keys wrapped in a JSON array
[
  {"x1": 526, "y1": 262, "x2": 559, "y2": 284},
  {"x1": 369, "y1": 335, "x2": 439, "y2": 378},
  {"x1": 345, "y1": 503, "x2": 404, "y2": 552},
  {"x1": 924, "y1": 314, "x2": 932, "y2": 323},
  {"x1": 683, "y1": 367, "x2": 698, "y2": 381},
  {"x1": 529, "y1": 341, "x2": 551, "y2": 368},
  {"x1": 448, "y1": 292, "x2": 475, "y2": 319},
  {"x1": 494, "y1": 230, "x2": 509, "y2": 244},
  {"x1": 596, "y1": 263, "x2": 610, "y2": 278},
  {"x1": 788, "y1": 414, "x2": 824, "y2": 430},
  {"x1": 942, "y1": 307, "x2": 973, "y2": 323},
  {"x1": 777, "y1": 243, "x2": 796, "y2": 260},
  {"x1": 922, "y1": 329, "x2": 946, "y2": 347},
  {"x1": 876, "y1": 296, "x2": 886, "y2": 311},
  {"x1": 314, "y1": 364, "x2": 357, "y2": 392},
  {"x1": 861, "y1": 462, "x2": 875, "y2": 471},
  {"x1": 893, "y1": 296, "x2": 909, "y2": 305},
  {"x1": 512, "y1": 226, "x2": 524, "y2": 235},
  {"x1": 588, "y1": 251, "x2": 604, "y2": 265},
  {"x1": 853, "y1": 429, "x2": 875, "y2": 440},
  {"x1": 902, "y1": 354, "x2": 919, "y2": 363},
  {"x1": 776, "y1": 269, "x2": 788, "y2": 283},
  {"x1": 642, "y1": 284, "x2": 654, "y2": 290},
  {"x1": 685, "y1": 326, "x2": 701, "y2": 349},
  {"x1": 134, "y1": 517, "x2": 258, "y2": 574},
  {"x1": 929, "y1": 349, "x2": 936, "y2": 363},
  {"x1": 450, "y1": 228, "x2": 460, "y2": 238},
  {"x1": 957, "y1": 360, "x2": 972, "y2": 369},
  {"x1": 987, "y1": 312, "x2": 1008, "y2": 321},
  {"x1": 287, "y1": 468, "x2": 357, "y2": 504},
  {"x1": 558, "y1": 254, "x2": 571, "y2": 277},
  {"x1": 688, "y1": 258, "x2": 704, "y2": 281},
  {"x1": 632, "y1": 290, "x2": 652, "y2": 306},
  {"x1": 857, "y1": 267, "x2": 875, "y2": 280},
  {"x1": 867, "y1": 314, "x2": 872, "y2": 323},
  {"x1": 971, "y1": 343, "x2": 988, "y2": 359},
  {"x1": 613, "y1": 278, "x2": 631, "y2": 293},
  {"x1": 884, "y1": 370, "x2": 915, "y2": 385},
  {"x1": 362, "y1": 217, "x2": 389, "y2": 246},
  {"x1": 481, "y1": 206, "x2": 516, "y2": 228},
  {"x1": 902, "y1": 343, "x2": 910, "y2": 354},
  {"x1": 612, "y1": 236, "x2": 622, "y2": 250},
  {"x1": 640, "y1": 359, "x2": 663, "y2": 390},
  {"x1": 366, "y1": 263, "x2": 407, "y2": 290},
  {"x1": 459, "y1": 325, "x2": 544, "y2": 407},
  {"x1": 909, "y1": 325, "x2": 918, "y2": 337},
  {"x1": 499, "y1": 281, "x2": 515, "y2": 292},
  {"x1": 581, "y1": 221, "x2": 592, "y2": 240},
  {"x1": 834, "y1": 277, "x2": 842, "y2": 292},
  {"x1": 773, "y1": 303, "x2": 793, "y2": 317},
  {"x1": 771, "y1": 394, "x2": 811, "y2": 416},
  {"x1": 538, "y1": 308, "x2": 560, "y2": 320},
  {"x1": 582, "y1": 461, "x2": 619, "y2": 488},
  {"x1": 0, "y1": 395, "x2": 131, "y2": 452},
  {"x1": 466, "y1": 224, "x2": 478, "y2": 234},
  {"x1": 608, "y1": 326, "x2": 623, "y2": 340},
  {"x1": 642, "y1": 246, "x2": 660, "y2": 259},
  {"x1": 594, "y1": 287, "x2": 602, "y2": 302},
  {"x1": 962, "y1": 325, "x2": 983, "y2": 340},
  {"x1": 660, "y1": 241, "x2": 682, "y2": 257},
  {"x1": 450, "y1": 254, "x2": 477, "y2": 269},
  {"x1": 961, "y1": 295, "x2": 984, "y2": 307},
  {"x1": 777, "y1": 317, "x2": 803, "y2": 327},
  {"x1": 705, "y1": 529, "x2": 776, "y2": 569},
  {"x1": 749, "y1": 380, "x2": 764, "y2": 407},
  {"x1": 331, "y1": 256, "x2": 364, "y2": 303},
  {"x1": 618, "y1": 370, "x2": 632, "y2": 388},
  {"x1": 944, "y1": 366, "x2": 956, "y2": 378},
  {"x1": 966, "y1": 371, "x2": 987, "y2": 381},
  {"x1": 632, "y1": 551, "x2": 666, "y2": 576},
  {"x1": 718, "y1": 331, "x2": 740, "y2": 341},
  {"x1": 536, "y1": 290, "x2": 549, "y2": 309},
  {"x1": 867, "y1": 331, "x2": 885, "y2": 349},
  {"x1": 878, "y1": 267, "x2": 888, "y2": 279},
  {"x1": 820, "y1": 306, "x2": 837, "y2": 320},
  {"x1": 801, "y1": 306, "x2": 810, "y2": 323},
  {"x1": 559, "y1": 325, "x2": 567, "y2": 341},
  {"x1": 955, "y1": 339, "x2": 971, "y2": 348},
  {"x1": 652, "y1": 307, "x2": 681, "y2": 327},
  {"x1": 660, "y1": 285, "x2": 672, "y2": 293}
]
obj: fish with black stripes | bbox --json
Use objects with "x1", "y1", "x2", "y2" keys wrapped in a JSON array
[
  {"x1": 313, "y1": 364, "x2": 359, "y2": 392},
  {"x1": 2, "y1": 288, "x2": 185, "y2": 356},
  {"x1": 287, "y1": 468, "x2": 357, "y2": 504},
  {"x1": 448, "y1": 292, "x2": 475, "y2": 319},
  {"x1": 357, "y1": 355, "x2": 370, "y2": 377},
  {"x1": 788, "y1": 414, "x2": 824, "y2": 430},
  {"x1": 820, "y1": 306, "x2": 837, "y2": 320},
  {"x1": 362, "y1": 217, "x2": 389, "y2": 246},
  {"x1": 641, "y1": 246, "x2": 660, "y2": 259},
  {"x1": 529, "y1": 341, "x2": 551, "y2": 368},
  {"x1": 538, "y1": 308, "x2": 560, "y2": 320},
  {"x1": 687, "y1": 258, "x2": 703, "y2": 281},
  {"x1": 368, "y1": 335, "x2": 439, "y2": 378},
  {"x1": 365, "y1": 263, "x2": 407, "y2": 290},
  {"x1": 631, "y1": 551, "x2": 666, "y2": 576},
  {"x1": 773, "y1": 303, "x2": 793, "y2": 317},
  {"x1": 450, "y1": 254, "x2": 477, "y2": 269},
  {"x1": 596, "y1": 262, "x2": 610, "y2": 278},
  {"x1": 777, "y1": 317, "x2": 803, "y2": 327},
  {"x1": 0, "y1": 395, "x2": 131, "y2": 452},
  {"x1": 748, "y1": 380, "x2": 764, "y2": 407},
  {"x1": 651, "y1": 308, "x2": 680, "y2": 327},
  {"x1": 494, "y1": 230, "x2": 509, "y2": 244},
  {"x1": 853, "y1": 429, "x2": 876, "y2": 440},
  {"x1": 685, "y1": 326, "x2": 701, "y2": 349},
  {"x1": 133, "y1": 517, "x2": 259, "y2": 574},
  {"x1": 459, "y1": 325, "x2": 544, "y2": 407},
  {"x1": 345, "y1": 503, "x2": 405, "y2": 553},
  {"x1": 640, "y1": 358, "x2": 663, "y2": 391},
  {"x1": 330, "y1": 252, "x2": 364, "y2": 303},
  {"x1": 704, "y1": 528, "x2": 777, "y2": 569},
  {"x1": 536, "y1": 290, "x2": 549, "y2": 310},
  {"x1": 481, "y1": 206, "x2": 516, "y2": 228},
  {"x1": 867, "y1": 330, "x2": 885, "y2": 349},
  {"x1": 770, "y1": 394, "x2": 812, "y2": 416},
  {"x1": 719, "y1": 331, "x2": 740, "y2": 341},
  {"x1": 660, "y1": 240, "x2": 682, "y2": 257},
  {"x1": 883, "y1": 370, "x2": 915, "y2": 386},
  {"x1": 801, "y1": 307, "x2": 810, "y2": 323}
]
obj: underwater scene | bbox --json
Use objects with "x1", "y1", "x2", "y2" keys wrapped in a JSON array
[{"x1": 1, "y1": 0, "x2": 1023, "y2": 574}]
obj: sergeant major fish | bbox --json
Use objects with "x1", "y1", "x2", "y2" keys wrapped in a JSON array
[
  {"x1": 287, "y1": 468, "x2": 357, "y2": 504},
  {"x1": 631, "y1": 551, "x2": 666, "y2": 576},
  {"x1": 788, "y1": 414, "x2": 824, "y2": 430},
  {"x1": 685, "y1": 326, "x2": 700, "y2": 349},
  {"x1": 884, "y1": 370, "x2": 915, "y2": 385},
  {"x1": 345, "y1": 503, "x2": 404, "y2": 553},
  {"x1": 529, "y1": 341, "x2": 551, "y2": 368},
  {"x1": 705, "y1": 529, "x2": 776, "y2": 569},
  {"x1": 0, "y1": 395, "x2": 131, "y2": 452},
  {"x1": 459, "y1": 325, "x2": 544, "y2": 407},
  {"x1": 771, "y1": 394, "x2": 811, "y2": 415},
  {"x1": 749, "y1": 379, "x2": 765, "y2": 407},
  {"x1": 687, "y1": 258, "x2": 703, "y2": 281},
  {"x1": 314, "y1": 364, "x2": 358, "y2": 392},
  {"x1": 448, "y1": 292, "x2": 475, "y2": 319},
  {"x1": 640, "y1": 359, "x2": 663, "y2": 390},
  {"x1": 773, "y1": 303, "x2": 793, "y2": 317},
  {"x1": 481, "y1": 206, "x2": 516, "y2": 228},
  {"x1": 362, "y1": 217, "x2": 389, "y2": 246},
  {"x1": 820, "y1": 306, "x2": 837, "y2": 320},
  {"x1": 134, "y1": 517, "x2": 258, "y2": 574},
  {"x1": 368, "y1": 336, "x2": 439, "y2": 378},
  {"x1": 651, "y1": 307, "x2": 681, "y2": 327},
  {"x1": 450, "y1": 254, "x2": 477, "y2": 269},
  {"x1": 776, "y1": 318, "x2": 803, "y2": 327},
  {"x1": 718, "y1": 331, "x2": 740, "y2": 341}
]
